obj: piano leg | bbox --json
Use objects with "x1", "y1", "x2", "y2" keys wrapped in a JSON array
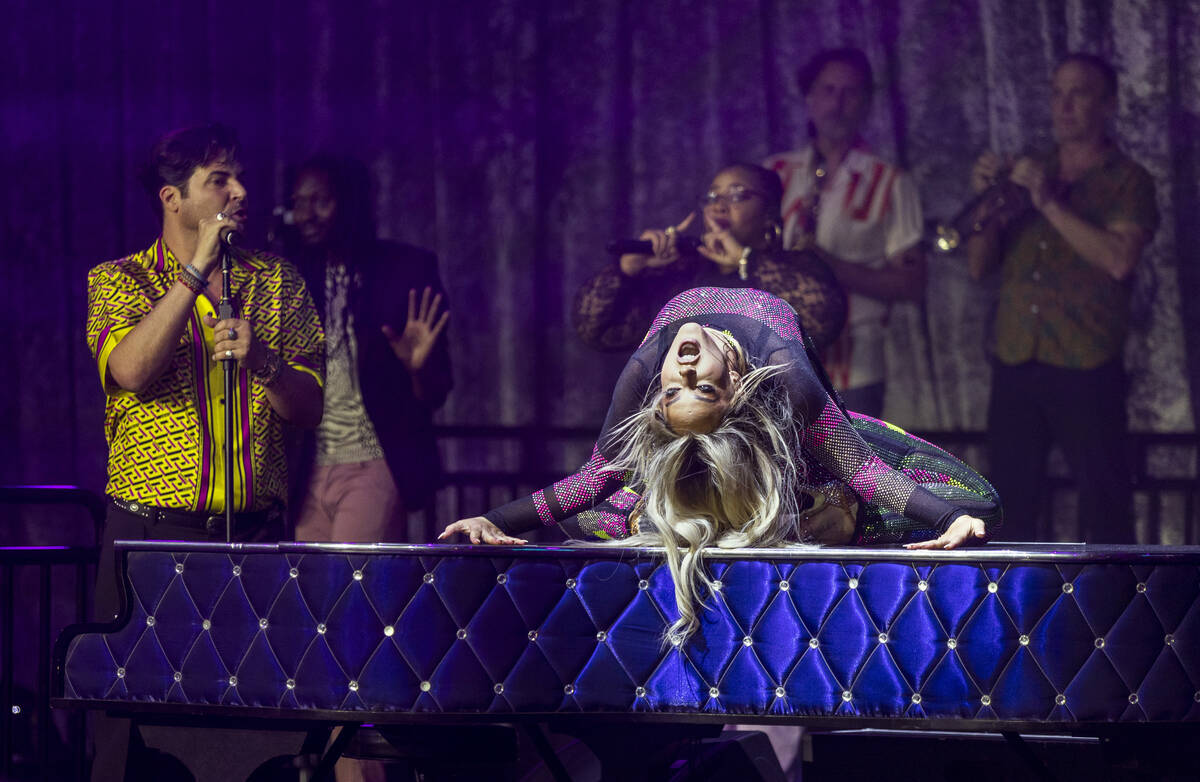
[{"x1": 309, "y1": 723, "x2": 358, "y2": 781}]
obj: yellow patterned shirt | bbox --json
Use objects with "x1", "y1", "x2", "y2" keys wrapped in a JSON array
[{"x1": 86, "y1": 238, "x2": 324, "y2": 512}]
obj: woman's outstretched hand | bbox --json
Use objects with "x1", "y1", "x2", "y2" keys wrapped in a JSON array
[
  {"x1": 438, "y1": 516, "x2": 528, "y2": 545},
  {"x1": 903, "y1": 515, "x2": 988, "y2": 550}
]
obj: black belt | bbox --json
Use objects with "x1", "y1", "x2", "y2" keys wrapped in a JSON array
[{"x1": 108, "y1": 497, "x2": 276, "y2": 535}]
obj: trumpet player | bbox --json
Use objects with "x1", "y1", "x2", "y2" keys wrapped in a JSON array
[{"x1": 966, "y1": 53, "x2": 1158, "y2": 543}]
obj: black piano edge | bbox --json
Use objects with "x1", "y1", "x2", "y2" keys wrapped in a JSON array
[{"x1": 44, "y1": 697, "x2": 1200, "y2": 737}]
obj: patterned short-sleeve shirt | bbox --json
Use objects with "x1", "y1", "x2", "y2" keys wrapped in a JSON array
[
  {"x1": 764, "y1": 145, "x2": 924, "y2": 389},
  {"x1": 86, "y1": 238, "x2": 324, "y2": 512},
  {"x1": 992, "y1": 146, "x2": 1158, "y2": 369}
]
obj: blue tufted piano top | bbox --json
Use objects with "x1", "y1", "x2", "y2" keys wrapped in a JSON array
[{"x1": 53, "y1": 541, "x2": 1200, "y2": 731}]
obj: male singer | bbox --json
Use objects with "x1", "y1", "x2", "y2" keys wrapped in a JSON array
[{"x1": 85, "y1": 123, "x2": 324, "y2": 780}]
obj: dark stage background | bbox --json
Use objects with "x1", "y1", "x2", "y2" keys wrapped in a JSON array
[{"x1": 3, "y1": 0, "x2": 1198, "y2": 533}]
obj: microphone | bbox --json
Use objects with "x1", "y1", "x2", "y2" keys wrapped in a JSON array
[
  {"x1": 606, "y1": 236, "x2": 702, "y2": 255},
  {"x1": 219, "y1": 227, "x2": 243, "y2": 248}
]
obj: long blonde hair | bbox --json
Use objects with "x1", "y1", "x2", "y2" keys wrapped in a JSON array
[{"x1": 603, "y1": 361, "x2": 805, "y2": 646}]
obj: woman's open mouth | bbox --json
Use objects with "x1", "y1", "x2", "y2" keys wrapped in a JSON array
[{"x1": 677, "y1": 340, "x2": 700, "y2": 363}]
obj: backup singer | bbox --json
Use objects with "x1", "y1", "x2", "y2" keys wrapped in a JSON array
[
  {"x1": 285, "y1": 154, "x2": 452, "y2": 544},
  {"x1": 573, "y1": 163, "x2": 847, "y2": 354}
]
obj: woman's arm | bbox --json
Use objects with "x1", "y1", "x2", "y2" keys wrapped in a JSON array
[
  {"x1": 802, "y1": 398, "x2": 992, "y2": 543},
  {"x1": 439, "y1": 340, "x2": 660, "y2": 542},
  {"x1": 771, "y1": 343, "x2": 996, "y2": 545}
]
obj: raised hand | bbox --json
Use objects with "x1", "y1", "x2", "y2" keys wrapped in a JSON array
[
  {"x1": 970, "y1": 150, "x2": 1006, "y2": 195},
  {"x1": 619, "y1": 212, "x2": 696, "y2": 276},
  {"x1": 696, "y1": 211, "x2": 748, "y2": 274},
  {"x1": 1009, "y1": 156, "x2": 1053, "y2": 210},
  {"x1": 382, "y1": 287, "x2": 450, "y2": 374},
  {"x1": 192, "y1": 202, "x2": 241, "y2": 277}
]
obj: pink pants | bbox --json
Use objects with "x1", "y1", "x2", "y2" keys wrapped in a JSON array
[
  {"x1": 294, "y1": 459, "x2": 404, "y2": 543},
  {"x1": 294, "y1": 459, "x2": 401, "y2": 782}
]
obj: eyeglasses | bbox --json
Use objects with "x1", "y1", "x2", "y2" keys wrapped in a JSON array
[{"x1": 700, "y1": 185, "x2": 765, "y2": 208}]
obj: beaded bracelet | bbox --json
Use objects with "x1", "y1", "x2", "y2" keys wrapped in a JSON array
[
  {"x1": 184, "y1": 263, "x2": 210, "y2": 285},
  {"x1": 251, "y1": 349, "x2": 284, "y2": 388},
  {"x1": 177, "y1": 268, "x2": 206, "y2": 295}
]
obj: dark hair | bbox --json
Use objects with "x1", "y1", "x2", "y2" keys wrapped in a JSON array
[
  {"x1": 1057, "y1": 52, "x2": 1118, "y2": 98},
  {"x1": 288, "y1": 153, "x2": 376, "y2": 247},
  {"x1": 137, "y1": 124, "x2": 239, "y2": 218},
  {"x1": 797, "y1": 47, "x2": 874, "y2": 95},
  {"x1": 719, "y1": 163, "x2": 783, "y2": 221}
]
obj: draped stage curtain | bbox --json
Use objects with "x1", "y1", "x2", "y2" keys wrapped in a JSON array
[{"x1": 3, "y1": 0, "x2": 1196, "y2": 532}]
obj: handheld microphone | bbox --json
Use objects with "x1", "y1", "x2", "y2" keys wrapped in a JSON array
[{"x1": 605, "y1": 236, "x2": 702, "y2": 255}]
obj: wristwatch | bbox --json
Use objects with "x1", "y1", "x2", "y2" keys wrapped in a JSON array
[{"x1": 251, "y1": 349, "x2": 284, "y2": 387}]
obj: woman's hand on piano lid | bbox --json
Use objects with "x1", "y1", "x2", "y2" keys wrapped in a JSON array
[
  {"x1": 438, "y1": 517, "x2": 528, "y2": 546},
  {"x1": 903, "y1": 515, "x2": 988, "y2": 551}
]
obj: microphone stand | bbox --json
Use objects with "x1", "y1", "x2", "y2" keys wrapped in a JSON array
[{"x1": 218, "y1": 237, "x2": 236, "y2": 543}]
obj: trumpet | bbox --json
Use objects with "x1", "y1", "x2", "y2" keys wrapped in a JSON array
[{"x1": 931, "y1": 177, "x2": 1031, "y2": 253}]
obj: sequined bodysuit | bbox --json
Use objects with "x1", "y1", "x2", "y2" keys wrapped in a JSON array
[{"x1": 486, "y1": 288, "x2": 1000, "y2": 542}]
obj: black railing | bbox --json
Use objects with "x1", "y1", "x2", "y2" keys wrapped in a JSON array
[
  {"x1": 0, "y1": 486, "x2": 101, "y2": 782},
  {"x1": 3, "y1": 428, "x2": 1198, "y2": 777},
  {"x1": 413, "y1": 427, "x2": 1200, "y2": 544}
]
